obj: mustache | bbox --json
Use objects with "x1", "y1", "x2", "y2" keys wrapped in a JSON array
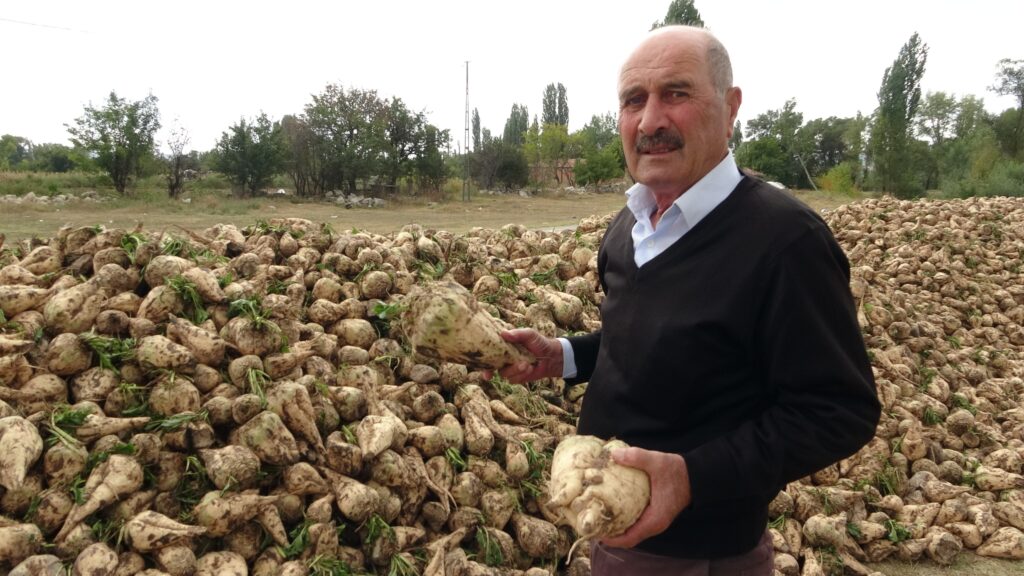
[{"x1": 636, "y1": 130, "x2": 684, "y2": 153}]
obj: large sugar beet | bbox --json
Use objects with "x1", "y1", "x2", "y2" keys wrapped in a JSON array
[
  {"x1": 547, "y1": 435, "x2": 650, "y2": 540},
  {"x1": 399, "y1": 280, "x2": 534, "y2": 370}
]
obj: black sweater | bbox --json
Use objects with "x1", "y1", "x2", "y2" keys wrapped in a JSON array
[{"x1": 569, "y1": 176, "x2": 880, "y2": 558}]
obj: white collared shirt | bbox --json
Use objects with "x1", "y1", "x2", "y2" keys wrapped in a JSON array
[
  {"x1": 559, "y1": 152, "x2": 742, "y2": 377},
  {"x1": 627, "y1": 152, "x2": 742, "y2": 267}
]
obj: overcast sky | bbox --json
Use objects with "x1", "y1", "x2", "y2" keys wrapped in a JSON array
[{"x1": 2, "y1": 1, "x2": 1021, "y2": 154}]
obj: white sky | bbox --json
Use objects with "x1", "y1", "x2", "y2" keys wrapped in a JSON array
[{"x1": 2, "y1": 1, "x2": 1021, "y2": 154}]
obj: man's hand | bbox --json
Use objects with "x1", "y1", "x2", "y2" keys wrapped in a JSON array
[
  {"x1": 492, "y1": 328, "x2": 564, "y2": 383},
  {"x1": 600, "y1": 447, "x2": 692, "y2": 549}
]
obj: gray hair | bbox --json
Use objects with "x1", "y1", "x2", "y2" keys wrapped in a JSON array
[{"x1": 704, "y1": 33, "x2": 733, "y2": 95}]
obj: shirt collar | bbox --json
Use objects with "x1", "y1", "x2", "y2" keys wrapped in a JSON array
[{"x1": 625, "y1": 152, "x2": 743, "y2": 228}]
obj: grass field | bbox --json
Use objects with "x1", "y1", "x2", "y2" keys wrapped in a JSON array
[{"x1": 0, "y1": 175, "x2": 857, "y2": 241}]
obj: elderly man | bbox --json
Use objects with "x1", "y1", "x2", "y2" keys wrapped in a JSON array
[{"x1": 500, "y1": 26, "x2": 880, "y2": 575}]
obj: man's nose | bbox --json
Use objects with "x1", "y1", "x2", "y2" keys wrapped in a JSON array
[{"x1": 638, "y1": 98, "x2": 669, "y2": 135}]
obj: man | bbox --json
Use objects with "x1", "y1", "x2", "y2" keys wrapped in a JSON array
[{"x1": 500, "y1": 26, "x2": 880, "y2": 575}]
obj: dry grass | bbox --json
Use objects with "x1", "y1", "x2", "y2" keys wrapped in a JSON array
[{"x1": 0, "y1": 183, "x2": 852, "y2": 241}]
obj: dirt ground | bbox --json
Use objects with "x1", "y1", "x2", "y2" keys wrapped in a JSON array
[{"x1": 0, "y1": 186, "x2": 851, "y2": 241}]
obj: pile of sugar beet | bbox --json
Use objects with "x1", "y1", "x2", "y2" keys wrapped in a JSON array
[{"x1": 0, "y1": 194, "x2": 1022, "y2": 576}]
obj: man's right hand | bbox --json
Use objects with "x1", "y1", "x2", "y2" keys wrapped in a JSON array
[{"x1": 497, "y1": 328, "x2": 564, "y2": 383}]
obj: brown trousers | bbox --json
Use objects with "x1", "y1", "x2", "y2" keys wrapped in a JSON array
[{"x1": 590, "y1": 531, "x2": 774, "y2": 576}]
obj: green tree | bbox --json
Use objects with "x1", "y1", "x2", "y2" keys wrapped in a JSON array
[
  {"x1": 575, "y1": 145, "x2": 623, "y2": 187},
  {"x1": 0, "y1": 135, "x2": 32, "y2": 170},
  {"x1": 415, "y1": 125, "x2": 450, "y2": 195},
  {"x1": 557, "y1": 84, "x2": 569, "y2": 127},
  {"x1": 843, "y1": 113, "x2": 870, "y2": 187},
  {"x1": 523, "y1": 116, "x2": 542, "y2": 176},
  {"x1": 304, "y1": 84, "x2": 386, "y2": 193},
  {"x1": 739, "y1": 99, "x2": 809, "y2": 186},
  {"x1": 380, "y1": 96, "x2": 426, "y2": 190},
  {"x1": 868, "y1": 32, "x2": 928, "y2": 197},
  {"x1": 542, "y1": 83, "x2": 568, "y2": 127},
  {"x1": 651, "y1": 0, "x2": 705, "y2": 29},
  {"x1": 540, "y1": 123, "x2": 580, "y2": 185},
  {"x1": 915, "y1": 91, "x2": 959, "y2": 188},
  {"x1": 66, "y1": 91, "x2": 161, "y2": 195},
  {"x1": 954, "y1": 95, "x2": 987, "y2": 140},
  {"x1": 29, "y1": 143, "x2": 87, "y2": 173},
  {"x1": 502, "y1": 104, "x2": 530, "y2": 147},
  {"x1": 992, "y1": 107, "x2": 1024, "y2": 159},
  {"x1": 728, "y1": 120, "x2": 743, "y2": 151},
  {"x1": 735, "y1": 138, "x2": 788, "y2": 183},
  {"x1": 214, "y1": 112, "x2": 286, "y2": 197},
  {"x1": 494, "y1": 142, "x2": 529, "y2": 190},
  {"x1": 990, "y1": 58, "x2": 1024, "y2": 157},
  {"x1": 916, "y1": 91, "x2": 958, "y2": 146},
  {"x1": 577, "y1": 112, "x2": 618, "y2": 154},
  {"x1": 472, "y1": 108, "x2": 481, "y2": 152},
  {"x1": 801, "y1": 116, "x2": 851, "y2": 178}
]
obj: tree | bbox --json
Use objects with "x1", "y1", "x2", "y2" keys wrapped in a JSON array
[
  {"x1": 915, "y1": 91, "x2": 959, "y2": 188},
  {"x1": 578, "y1": 112, "x2": 617, "y2": 154},
  {"x1": 66, "y1": 91, "x2": 161, "y2": 195},
  {"x1": 728, "y1": 121, "x2": 743, "y2": 151},
  {"x1": 493, "y1": 142, "x2": 529, "y2": 191},
  {"x1": 281, "y1": 114, "x2": 322, "y2": 197},
  {"x1": 523, "y1": 116, "x2": 542, "y2": 177},
  {"x1": 916, "y1": 91, "x2": 958, "y2": 146},
  {"x1": 164, "y1": 123, "x2": 190, "y2": 198},
  {"x1": 990, "y1": 58, "x2": 1024, "y2": 157},
  {"x1": 414, "y1": 125, "x2": 450, "y2": 196},
  {"x1": 739, "y1": 99, "x2": 808, "y2": 186},
  {"x1": 380, "y1": 97, "x2": 426, "y2": 190},
  {"x1": 868, "y1": 32, "x2": 928, "y2": 197},
  {"x1": 304, "y1": 84, "x2": 386, "y2": 193},
  {"x1": 735, "y1": 138, "x2": 788, "y2": 182},
  {"x1": 502, "y1": 104, "x2": 530, "y2": 147},
  {"x1": 575, "y1": 145, "x2": 624, "y2": 187},
  {"x1": 472, "y1": 108, "x2": 481, "y2": 153},
  {"x1": 540, "y1": 123, "x2": 580, "y2": 185},
  {"x1": 30, "y1": 143, "x2": 86, "y2": 173},
  {"x1": 651, "y1": 0, "x2": 705, "y2": 29},
  {"x1": 214, "y1": 112, "x2": 286, "y2": 197},
  {"x1": 0, "y1": 135, "x2": 32, "y2": 170},
  {"x1": 556, "y1": 84, "x2": 569, "y2": 127},
  {"x1": 542, "y1": 83, "x2": 569, "y2": 127}
]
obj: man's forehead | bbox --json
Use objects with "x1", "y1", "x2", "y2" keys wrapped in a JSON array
[{"x1": 618, "y1": 55, "x2": 704, "y2": 92}]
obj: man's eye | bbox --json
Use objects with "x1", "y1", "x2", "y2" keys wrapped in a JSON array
[
  {"x1": 622, "y1": 95, "x2": 645, "y2": 107},
  {"x1": 667, "y1": 91, "x2": 689, "y2": 100}
]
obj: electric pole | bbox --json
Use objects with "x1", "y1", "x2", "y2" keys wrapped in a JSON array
[{"x1": 463, "y1": 61, "x2": 470, "y2": 202}]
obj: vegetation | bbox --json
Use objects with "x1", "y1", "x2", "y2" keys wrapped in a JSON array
[
  {"x1": 213, "y1": 112, "x2": 286, "y2": 197},
  {"x1": 651, "y1": 0, "x2": 705, "y2": 29},
  {"x1": 2, "y1": 4, "x2": 1022, "y2": 201},
  {"x1": 65, "y1": 91, "x2": 161, "y2": 195}
]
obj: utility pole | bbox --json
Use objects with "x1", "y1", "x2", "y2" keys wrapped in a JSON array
[{"x1": 463, "y1": 61, "x2": 470, "y2": 202}]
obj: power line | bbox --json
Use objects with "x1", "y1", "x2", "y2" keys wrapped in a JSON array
[{"x1": 0, "y1": 16, "x2": 86, "y2": 33}]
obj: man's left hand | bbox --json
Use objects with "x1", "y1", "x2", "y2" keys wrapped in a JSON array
[{"x1": 600, "y1": 447, "x2": 692, "y2": 549}]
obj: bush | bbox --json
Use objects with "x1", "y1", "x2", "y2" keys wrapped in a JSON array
[
  {"x1": 939, "y1": 160, "x2": 1024, "y2": 198},
  {"x1": 817, "y1": 161, "x2": 859, "y2": 195},
  {"x1": 575, "y1": 146, "x2": 623, "y2": 187}
]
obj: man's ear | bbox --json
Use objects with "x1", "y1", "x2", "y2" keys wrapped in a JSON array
[{"x1": 726, "y1": 87, "x2": 742, "y2": 129}]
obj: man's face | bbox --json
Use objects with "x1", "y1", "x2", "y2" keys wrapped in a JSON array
[{"x1": 618, "y1": 31, "x2": 741, "y2": 197}]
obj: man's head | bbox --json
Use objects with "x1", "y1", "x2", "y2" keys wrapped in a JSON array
[{"x1": 618, "y1": 26, "x2": 742, "y2": 199}]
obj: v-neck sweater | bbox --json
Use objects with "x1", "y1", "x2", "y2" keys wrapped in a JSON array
[{"x1": 568, "y1": 176, "x2": 879, "y2": 558}]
